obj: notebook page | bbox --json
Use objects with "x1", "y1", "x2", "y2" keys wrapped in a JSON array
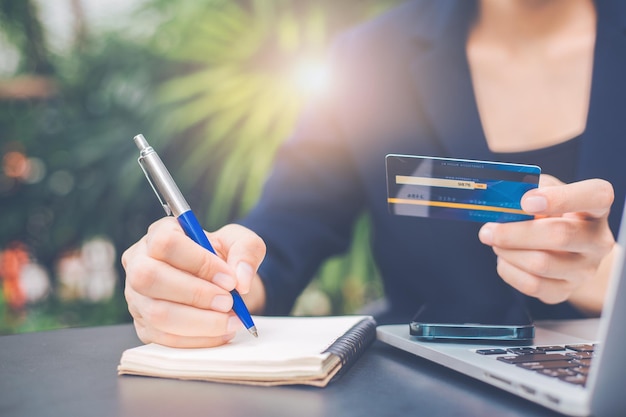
[{"x1": 120, "y1": 315, "x2": 368, "y2": 373}]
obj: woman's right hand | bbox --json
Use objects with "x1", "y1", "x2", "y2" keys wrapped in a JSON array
[{"x1": 121, "y1": 217, "x2": 266, "y2": 348}]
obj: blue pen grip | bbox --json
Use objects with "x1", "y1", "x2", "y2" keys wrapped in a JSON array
[
  {"x1": 177, "y1": 210, "x2": 254, "y2": 329},
  {"x1": 177, "y1": 210, "x2": 216, "y2": 253}
]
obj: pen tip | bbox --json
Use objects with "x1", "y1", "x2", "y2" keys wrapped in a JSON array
[{"x1": 249, "y1": 326, "x2": 258, "y2": 338}]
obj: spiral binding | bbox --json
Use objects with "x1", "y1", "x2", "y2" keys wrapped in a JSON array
[{"x1": 323, "y1": 317, "x2": 378, "y2": 381}]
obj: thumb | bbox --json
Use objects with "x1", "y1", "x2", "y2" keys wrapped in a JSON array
[
  {"x1": 209, "y1": 224, "x2": 266, "y2": 294},
  {"x1": 521, "y1": 175, "x2": 614, "y2": 219}
]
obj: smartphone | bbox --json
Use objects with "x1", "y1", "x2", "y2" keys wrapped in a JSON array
[{"x1": 409, "y1": 303, "x2": 535, "y2": 343}]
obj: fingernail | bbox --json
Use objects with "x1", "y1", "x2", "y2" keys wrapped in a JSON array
[
  {"x1": 222, "y1": 333, "x2": 236, "y2": 343},
  {"x1": 523, "y1": 195, "x2": 547, "y2": 213},
  {"x1": 236, "y1": 262, "x2": 254, "y2": 291},
  {"x1": 479, "y1": 224, "x2": 494, "y2": 245},
  {"x1": 227, "y1": 315, "x2": 242, "y2": 333},
  {"x1": 213, "y1": 272, "x2": 236, "y2": 290},
  {"x1": 210, "y1": 294, "x2": 232, "y2": 312}
]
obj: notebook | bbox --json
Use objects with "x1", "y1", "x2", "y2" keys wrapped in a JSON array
[
  {"x1": 118, "y1": 315, "x2": 376, "y2": 387},
  {"x1": 377, "y1": 203, "x2": 626, "y2": 416}
]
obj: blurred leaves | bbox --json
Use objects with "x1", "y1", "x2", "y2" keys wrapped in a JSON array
[
  {"x1": 1, "y1": 36, "x2": 169, "y2": 269},
  {"x1": 147, "y1": 0, "x2": 401, "y2": 226},
  {"x1": 0, "y1": 0, "x2": 53, "y2": 74}
]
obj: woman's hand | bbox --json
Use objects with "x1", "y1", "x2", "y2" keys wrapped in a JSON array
[
  {"x1": 478, "y1": 175, "x2": 616, "y2": 315},
  {"x1": 121, "y1": 218, "x2": 266, "y2": 347}
]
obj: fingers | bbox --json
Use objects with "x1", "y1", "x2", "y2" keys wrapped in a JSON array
[
  {"x1": 479, "y1": 216, "x2": 614, "y2": 255},
  {"x1": 479, "y1": 217, "x2": 614, "y2": 303},
  {"x1": 131, "y1": 314, "x2": 238, "y2": 348},
  {"x1": 126, "y1": 284, "x2": 241, "y2": 347},
  {"x1": 494, "y1": 256, "x2": 576, "y2": 305},
  {"x1": 492, "y1": 246, "x2": 592, "y2": 284},
  {"x1": 145, "y1": 218, "x2": 237, "y2": 291},
  {"x1": 522, "y1": 177, "x2": 614, "y2": 219},
  {"x1": 124, "y1": 222, "x2": 238, "y2": 310},
  {"x1": 124, "y1": 252, "x2": 234, "y2": 312},
  {"x1": 122, "y1": 218, "x2": 266, "y2": 347},
  {"x1": 127, "y1": 285, "x2": 241, "y2": 336},
  {"x1": 135, "y1": 324, "x2": 237, "y2": 348},
  {"x1": 479, "y1": 177, "x2": 617, "y2": 306}
]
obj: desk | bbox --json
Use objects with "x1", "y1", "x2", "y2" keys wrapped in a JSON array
[{"x1": 0, "y1": 323, "x2": 573, "y2": 417}]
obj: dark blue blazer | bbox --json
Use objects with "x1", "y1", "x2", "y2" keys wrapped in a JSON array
[{"x1": 240, "y1": 0, "x2": 626, "y2": 322}]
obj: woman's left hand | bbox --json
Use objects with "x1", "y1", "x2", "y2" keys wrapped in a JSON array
[{"x1": 478, "y1": 175, "x2": 616, "y2": 315}]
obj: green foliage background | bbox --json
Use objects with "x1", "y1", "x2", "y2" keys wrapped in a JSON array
[{"x1": 0, "y1": 0, "x2": 401, "y2": 333}]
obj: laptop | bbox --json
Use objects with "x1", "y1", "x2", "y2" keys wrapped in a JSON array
[{"x1": 377, "y1": 204, "x2": 626, "y2": 416}]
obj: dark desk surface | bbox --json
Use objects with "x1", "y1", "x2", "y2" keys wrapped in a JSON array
[{"x1": 0, "y1": 323, "x2": 568, "y2": 417}]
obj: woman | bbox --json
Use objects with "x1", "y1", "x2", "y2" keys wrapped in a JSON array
[{"x1": 122, "y1": 0, "x2": 622, "y2": 347}]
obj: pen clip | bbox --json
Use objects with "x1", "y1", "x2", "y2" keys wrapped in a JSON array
[{"x1": 137, "y1": 156, "x2": 172, "y2": 216}]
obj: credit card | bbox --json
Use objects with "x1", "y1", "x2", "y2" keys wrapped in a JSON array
[{"x1": 386, "y1": 154, "x2": 541, "y2": 223}]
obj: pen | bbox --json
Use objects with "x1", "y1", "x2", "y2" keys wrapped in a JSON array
[{"x1": 133, "y1": 134, "x2": 258, "y2": 338}]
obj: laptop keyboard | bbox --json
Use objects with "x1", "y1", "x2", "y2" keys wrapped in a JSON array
[{"x1": 475, "y1": 344, "x2": 596, "y2": 386}]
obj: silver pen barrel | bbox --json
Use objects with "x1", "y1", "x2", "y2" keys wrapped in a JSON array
[{"x1": 133, "y1": 134, "x2": 190, "y2": 217}]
